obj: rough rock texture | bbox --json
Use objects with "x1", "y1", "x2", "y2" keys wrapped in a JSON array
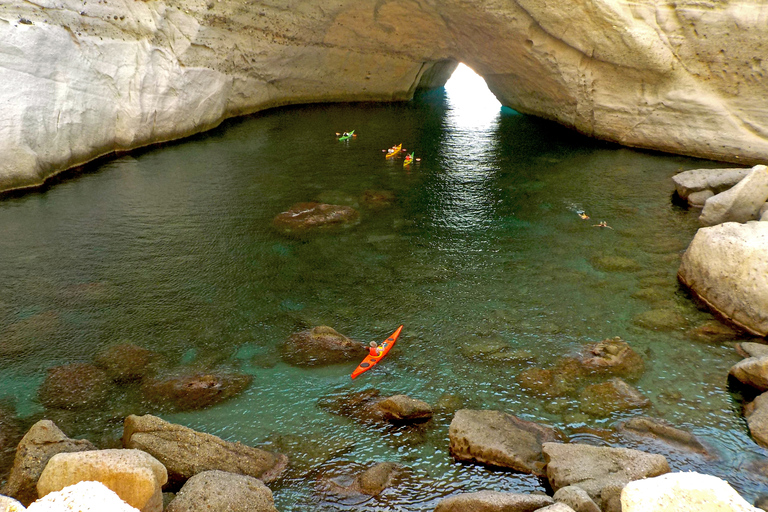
[
  {"x1": 26, "y1": 481, "x2": 140, "y2": 512},
  {"x1": 553, "y1": 486, "x2": 601, "y2": 512},
  {"x1": 538, "y1": 504, "x2": 577, "y2": 512},
  {"x1": 729, "y1": 356, "x2": 768, "y2": 392},
  {"x1": 699, "y1": 166, "x2": 768, "y2": 227},
  {"x1": 621, "y1": 472, "x2": 761, "y2": 512},
  {"x1": 543, "y1": 442, "x2": 670, "y2": 512},
  {"x1": 578, "y1": 378, "x2": 651, "y2": 417},
  {"x1": 36, "y1": 449, "x2": 167, "y2": 512},
  {"x1": 281, "y1": 326, "x2": 366, "y2": 367},
  {"x1": 93, "y1": 344, "x2": 161, "y2": 383},
  {"x1": 448, "y1": 409, "x2": 562, "y2": 476},
  {"x1": 678, "y1": 221, "x2": 768, "y2": 337},
  {"x1": 433, "y1": 491, "x2": 553, "y2": 512},
  {"x1": 122, "y1": 414, "x2": 287, "y2": 490},
  {"x1": 2, "y1": 420, "x2": 96, "y2": 506},
  {"x1": 140, "y1": 371, "x2": 251, "y2": 411},
  {"x1": 673, "y1": 168, "x2": 752, "y2": 204},
  {"x1": 351, "y1": 462, "x2": 401, "y2": 496},
  {"x1": 2, "y1": 0, "x2": 768, "y2": 193},
  {"x1": 376, "y1": 395, "x2": 433, "y2": 423},
  {"x1": 0, "y1": 496, "x2": 25, "y2": 512},
  {"x1": 37, "y1": 363, "x2": 113, "y2": 410},
  {"x1": 744, "y1": 392, "x2": 768, "y2": 448},
  {"x1": 165, "y1": 470, "x2": 277, "y2": 512},
  {"x1": 572, "y1": 337, "x2": 645, "y2": 380},
  {"x1": 737, "y1": 343, "x2": 768, "y2": 359}
]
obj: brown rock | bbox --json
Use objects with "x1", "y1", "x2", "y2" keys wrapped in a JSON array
[
  {"x1": 0, "y1": 312, "x2": 61, "y2": 356},
  {"x1": 353, "y1": 462, "x2": 401, "y2": 496},
  {"x1": 123, "y1": 414, "x2": 287, "y2": 490},
  {"x1": 616, "y1": 417, "x2": 709, "y2": 455},
  {"x1": 375, "y1": 395, "x2": 432, "y2": 423},
  {"x1": 2, "y1": 420, "x2": 96, "y2": 506},
  {"x1": 687, "y1": 320, "x2": 742, "y2": 343},
  {"x1": 360, "y1": 190, "x2": 395, "y2": 208},
  {"x1": 272, "y1": 202, "x2": 359, "y2": 234},
  {"x1": 633, "y1": 309, "x2": 688, "y2": 331},
  {"x1": 575, "y1": 337, "x2": 645, "y2": 380},
  {"x1": 94, "y1": 344, "x2": 162, "y2": 383},
  {"x1": 745, "y1": 391, "x2": 768, "y2": 449},
  {"x1": 578, "y1": 378, "x2": 650, "y2": 417},
  {"x1": 729, "y1": 356, "x2": 768, "y2": 392},
  {"x1": 736, "y1": 342, "x2": 768, "y2": 359},
  {"x1": 165, "y1": 470, "x2": 277, "y2": 512},
  {"x1": 141, "y1": 371, "x2": 251, "y2": 411},
  {"x1": 281, "y1": 326, "x2": 366, "y2": 367},
  {"x1": 448, "y1": 409, "x2": 563, "y2": 476},
  {"x1": 434, "y1": 491, "x2": 553, "y2": 512},
  {"x1": 516, "y1": 368, "x2": 575, "y2": 398},
  {"x1": 37, "y1": 363, "x2": 113, "y2": 410}
]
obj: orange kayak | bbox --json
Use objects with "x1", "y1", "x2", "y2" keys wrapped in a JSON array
[{"x1": 351, "y1": 325, "x2": 403, "y2": 379}]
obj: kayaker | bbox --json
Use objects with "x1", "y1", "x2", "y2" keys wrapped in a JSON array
[{"x1": 368, "y1": 341, "x2": 382, "y2": 357}]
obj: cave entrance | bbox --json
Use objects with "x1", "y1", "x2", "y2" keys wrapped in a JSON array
[{"x1": 443, "y1": 63, "x2": 502, "y2": 128}]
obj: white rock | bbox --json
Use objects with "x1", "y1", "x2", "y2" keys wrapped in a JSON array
[
  {"x1": 700, "y1": 166, "x2": 768, "y2": 226},
  {"x1": 672, "y1": 168, "x2": 751, "y2": 201},
  {"x1": 26, "y1": 481, "x2": 139, "y2": 512},
  {"x1": 678, "y1": 221, "x2": 768, "y2": 336},
  {"x1": 621, "y1": 472, "x2": 761, "y2": 512},
  {"x1": 0, "y1": 495, "x2": 25, "y2": 512}
]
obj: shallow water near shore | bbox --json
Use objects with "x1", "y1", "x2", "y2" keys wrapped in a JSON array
[{"x1": 1, "y1": 70, "x2": 766, "y2": 508}]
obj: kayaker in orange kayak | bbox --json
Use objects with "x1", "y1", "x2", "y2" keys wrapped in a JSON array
[{"x1": 368, "y1": 341, "x2": 382, "y2": 357}]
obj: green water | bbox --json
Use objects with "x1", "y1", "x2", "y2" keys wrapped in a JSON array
[{"x1": 1, "y1": 83, "x2": 766, "y2": 509}]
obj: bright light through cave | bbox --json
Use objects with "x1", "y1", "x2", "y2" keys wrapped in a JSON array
[{"x1": 443, "y1": 63, "x2": 502, "y2": 128}]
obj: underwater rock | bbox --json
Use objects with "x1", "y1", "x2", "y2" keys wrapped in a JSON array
[
  {"x1": 272, "y1": 203, "x2": 359, "y2": 234},
  {"x1": 687, "y1": 320, "x2": 743, "y2": 343},
  {"x1": 376, "y1": 395, "x2": 433, "y2": 423},
  {"x1": 360, "y1": 189, "x2": 395, "y2": 208},
  {"x1": 280, "y1": 326, "x2": 366, "y2": 367},
  {"x1": 37, "y1": 363, "x2": 113, "y2": 410},
  {"x1": 319, "y1": 389, "x2": 431, "y2": 425},
  {"x1": 543, "y1": 442, "x2": 669, "y2": 512},
  {"x1": 123, "y1": 414, "x2": 287, "y2": 490},
  {"x1": 2, "y1": 420, "x2": 96, "y2": 506},
  {"x1": 578, "y1": 378, "x2": 650, "y2": 417},
  {"x1": 448, "y1": 409, "x2": 563, "y2": 476},
  {"x1": 94, "y1": 343, "x2": 163, "y2": 383},
  {"x1": 165, "y1": 470, "x2": 277, "y2": 512},
  {"x1": 516, "y1": 367, "x2": 576, "y2": 398},
  {"x1": 632, "y1": 309, "x2": 688, "y2": 331},
  {"x1": 0, "y1": 312, "x2": 61, "y2": 356},
  {"x1": 572, "y1": 337, "x2": 645, "y2": 380},
  {"x1": 262, "y1": 432, "x2": 354, "y2": 477},
  {"x1": 140, "y1": 371, "x2": 251, "y2": 411},
  {"x1": 0, "y1": 406, "x2": 23, "y2": 485},
  {"x1": 590, "y1": 255, "x2": 641, "y2": 273},
  {"x1": 459, "y1": 336, "x2": 535, "y2": 364},
  {"x1": 616, "y1": 417, "x2": 709, "y2": 456},
  {"x1": 434, "y1": 491, "x2": 553, "y2": 512}
]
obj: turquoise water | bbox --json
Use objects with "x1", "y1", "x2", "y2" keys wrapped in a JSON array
[{"x1": 0, "y1": 76, "x2": 766, "y2": 508}]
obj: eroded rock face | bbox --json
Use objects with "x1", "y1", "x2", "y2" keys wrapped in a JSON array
[
  {"x1": 678, "y1": 221, "x2": 768, "y2": 337},
  {"x1": 1, "y1": 0, "x2": 768, "y2": 193}
]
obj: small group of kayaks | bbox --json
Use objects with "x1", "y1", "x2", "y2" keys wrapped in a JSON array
[
  {"x1": 335, "y1": 130, "x2": 421, "y2": 167},
  {"x1": 350, "y1": 324, "x2": 404, "y2": 379}
]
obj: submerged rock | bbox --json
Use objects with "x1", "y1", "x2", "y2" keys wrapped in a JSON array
[
  {"x1": 448, "y1": 409, "x2": 563, "y2": 476},
  {"x1": 632, "y1": 309, "x2": 688, "y2": 331},
  {"x1": 37, "y1": 363, "x2": 113, "y2": 410},
  {"x1": 281, "y1": 326, "x2": 366, "y2": 367},
  {"x1": 687, "y1": 320, "x2": 743, "y2": 343},
  {"x1": 94, "y1": 343, "x2": 162, "y2": 383},
  {"x1": 573, "y1": 337, "x2": 645, "y2": 380},
  {"x1": 141, "y1": 371, "x2": 251, "y2": 411},
  {"x1": 616, "y1": 417, "x2": 709, "y2": 456},
  {"x1": 578, "y1": 378, "x2": 650, "y2": 417},
  {"x1": 272, "y1": 203, "x2": 359, "y2": 234},
  {"x1": 744, "y1": 392, "x2": 768, "y2": 449}
]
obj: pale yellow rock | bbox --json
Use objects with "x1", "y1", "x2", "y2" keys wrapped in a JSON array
[
  {"x1": 36, "y1": 450, "x2": 167, "y2": 512},
  {"x1": 621, "y1": 472, "x2": 760, "y2": 512}
]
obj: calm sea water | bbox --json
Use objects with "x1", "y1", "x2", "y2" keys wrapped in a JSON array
[{"x1": 1, "y1": 68, "x2": 766, "y2": 509}]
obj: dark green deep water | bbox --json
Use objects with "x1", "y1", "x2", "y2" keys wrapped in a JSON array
[{"x1": 1, "y1": 72, "x2": 767, "y2": 509}]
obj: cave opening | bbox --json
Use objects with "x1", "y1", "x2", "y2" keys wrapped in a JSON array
[{"x1": 443, "y1": 63, "x2": 503, "y2": 128}]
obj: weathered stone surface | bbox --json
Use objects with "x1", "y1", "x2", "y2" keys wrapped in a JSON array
[
  {"x1": 272, "y1": 203, "x2": 359, "y2": 234},
  {"x1": 37, "y1": 363, "x2": 112, "y2": 410},
  {"x1": 0, "y1": 495, "x2": 25, "y2": 512},
  {"x1": 678, "y1": 221, "x2": 768, "y2": 337},
  {"x1": 744, "y1": 392, "x2": 768, "y2": 449},
  {"x1": 621, "y1": 472, "x2": 761, "y2": 512},
  {"x1": 37, "y1": 449, "x2": 167, "y2": 512},
  {"x1": 165, "y1": 470, "x2": 277, "y2": 512},
  {"x1": 553, "y1": 485, "x2": 600, "y2": 512},
  {"x1": 2, "y1": 0, "x2": 768, "y2": 195},
  {"x1": 616, "y1": 417, "x2": 708, "y2": 455},
  {"x1": 140, "y1": 371, "x2": 251, "y2": 411},
  {"x1": 376, "y1": 395, "x2": 432, "y2": 423},
  {"x1": 448, "y1": 409, "x2": 562, "y2": 476},
  {"x1": 737, "y1": 342, "x2": 768, "y2": 360},
  {"x1": 433, "y1": 491, "x2": 553, "y2": 512},
  {"x1": 352, "y1": 462, "x2": 401, "y2": 496},
  {"x1": 700, "y1": 165, "x2": 768, "y2": 227},
  {"x1": 672, "y1": 168, "x2": 752, "y2": 201},
  {"x1": 687, "y1": 189, "x2": 715, "y2": 208},
  {"x1": 632, "y1": 309, "x2": 688, "y2": 331},
  {"x1": 26, "y1": 481, "x2": 140, "y2": 512},
  {"x1": 729, "y1": 356, "x2": 768, "y2": 392},
  {"x1": 687, "y1": 320, "x2": 742, "y2": 343},
  {"x1": 93, "y1": 344, "x2": 161, "y2": 383},
  {"x1": 122, "y1": 414, "x2": 287, "y2": 489},
  {"x1": 578, "y1": 378, "x2": 650, "y2": 417},
  {"x1": 281, "y1": 326, "x2": 366, "y2": 367},
  {"x1": 573, "y1": 337, "x2": 645, "y2": 380},
  {"x1": 2, "y1": 420, "x2": 96, "y2": 506},
  {"x1": 543, "y1": 442, "x2": 670, "y2": 511},
  {"x1": 538, "y1": 504, "x2": 577, "y2": 512}
]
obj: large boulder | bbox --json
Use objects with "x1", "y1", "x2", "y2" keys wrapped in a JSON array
[
  {"x1": 26, "y1": 481, "x2": 139, "y2": 512},
  {"x1": 699, "y1": 165, "x2": 768, "y2": 226},
  {"x1": 2, "y1": 420, "x2": 96, "y2": 506},
  {"x1": 36, "y1": 449, "x2": 167, "y2": 512},
  {"x1": 678, "y1": 221, "x2": 768, "y2": 337},
  {"x1": 140, "y1": 370, "x2": 251, "y2": 411},
  {"x1": 448, "y1": 409, "x2": 563, "y2": 476},
  {"x1": 543, "y1": 442, "x2": 670, "y2": 512},
  {"x1": 433, "y1": 491, "x2": 553, "y2": 512},
  {"x1": 93, "y1": 344, "x2": 162, "y2": 383},
  {"x1": 165, "y1": 470, "x2": 277, "y2": 512},
  {"x1": 729, "y1": 356, "x2": 768, "y2": 392},
  {"x1": 553, "y1": 486, "x2": 600, "y2": 512},
  {"x1": 272, "y1": 203, "x2": 360, "y2": 234},
  {"x1": 375, "y1": 395, "x2": 433, "y2": 423},
  {"x1": 2, "y1": 0, "x2": 768, "y2": 195},
  {"x1": 37, "y1": 363, "x2": 113, "y2": 410},
  {"x1": 122, "y1": 414, "x2": 287, "y2": 489},
  {"x1": 621, "y1": 472, "x2": 761, "y2": 512},
  {"x1": 672, "y1": 167, "x2": 752, "y2": 205},
  {"x1": 281, "y1": 326, "x2": 367, "y2": 367}
]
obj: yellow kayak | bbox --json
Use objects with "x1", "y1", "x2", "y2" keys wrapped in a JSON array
[{"x1": 385, "y1": 143, "x2": 402, "y2": 158}]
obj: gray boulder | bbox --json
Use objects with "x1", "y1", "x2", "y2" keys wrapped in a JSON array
[
  {"x1": 553, "y1": 485, "x2": 600, "y2": 512},
  {"x1": 434, "y1": 491, "x2": 553, "y2": 512},
  {"x1": 165, "y1": 470, "x2": 277, "y2": 512},
  {"x1": 448, "y1": 409, "x2": 562, "y2": 476},
  {"x1": 678, "y1": 221, "x2": 768, "y2": 337},
  {"x1": 699, "y1": 165, "x2": 768, "y2": 226},
  {"x1": 543, "y1": 442, "x2": 670, "y2": 512},
  {"x1": 737, "y1": 342, "x2": 768, "y2": 359},
  {"x1": 672, "y1": 167, "x2": 751, "y2": 203},
  {"x1": 122, "y1": 415, "x2": 287, "y2": 490},
  {"x1": 1, "y1": 420, "x2": 96, "y2": 506}
]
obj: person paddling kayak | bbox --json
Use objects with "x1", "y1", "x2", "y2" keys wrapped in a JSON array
[{"x1": 368, "y1": 341, "x2": 382, "y2": 357}]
